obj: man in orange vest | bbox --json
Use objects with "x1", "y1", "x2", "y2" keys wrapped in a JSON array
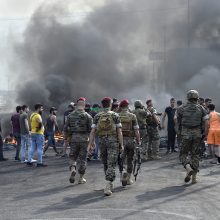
[{"x1": 207, "y1": 103, "x2": 220, "y2": 164}]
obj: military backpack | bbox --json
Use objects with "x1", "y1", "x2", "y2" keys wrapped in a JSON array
[
  {"x1": 119, "y1": 112, "x2": 134, "y2": 137},
  {"x1": 96, "y1": 112, "x2": 116, "y2": 136}
]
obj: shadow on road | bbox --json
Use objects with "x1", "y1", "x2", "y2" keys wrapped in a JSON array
[
  {"x1": 34, "y1": 185, "x2": 127, "y2": 214},
  {"x1": 14, "y1": 184, "x2": 76, "y2": 200},
  {"x1": 34, "y1": 190, "x2": 104, "y2": 214},
  {"x1": 136, "y1": 185, "x2": 187, "y2": 202}
]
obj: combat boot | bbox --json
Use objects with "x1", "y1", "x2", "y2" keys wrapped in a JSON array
[
  {"x1": 192, "y1": 172, "x2": 198, "y2": 184},
  {"x1": 78, "y1": 174, "x2": 86, "y2": 184},
  {"x1": 104, "y1": 181, "x2": 113, "y2": 196},
  {"x1": 127, "y1": 173, "x2": 134, "y2": 185},
  {"x1": 69, "y1": 166, "x2": 76, "y2": 184},
  {"x1": 121, "y1": 171, "x2": 128, "y2": 187},
  {"x1": 184, "y1": 164, "x2": 194, "y2": 183}
]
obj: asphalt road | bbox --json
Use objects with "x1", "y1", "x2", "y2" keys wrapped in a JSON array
[{"x1": 0, "y1": 148, "x2": 220, "y2": 220}]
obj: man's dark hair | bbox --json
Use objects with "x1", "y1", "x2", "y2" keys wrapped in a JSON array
[
  {"x1": 170, "y1": 98, "x2": 175, "y2": 102},
  {"x1": 34, "y1": 103, "x2": 43, "y2": 110},
  {"x1": 102, "y1": 99, "x2": 111, "y2": 108},
  {"x1": 205, "y1": 98, "x2": 212, "y2": 103},
  {"x1": 92, "y1": 104, "x2": 101, "y2": 108},
  {"x1": 22, "y1": 105, "x2": 28, "y2": 111},
  {"x1": 16, "y1": 106, "x2": 22, "y2": 113},
  {"x1": 146, "y1": 99, "x2": 152, "y2": 105},
  {"x1": 207, "y1": 103, "x2": 215, "y2": 111},
  {"x1": 199, "y1": 97, "x2": 204, "y2": 102},
  {"x1": 177, "y1": 100, "x2": 182, "y2": 106}
]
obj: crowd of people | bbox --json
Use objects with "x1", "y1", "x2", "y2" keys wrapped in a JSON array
[{"x1": 0, "y1": 90, "x2": 220, "y2": 196}]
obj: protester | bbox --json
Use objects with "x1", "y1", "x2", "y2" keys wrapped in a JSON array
[
  {"x1": 27, "y1": 104, "x2": 47, "y2": 167},
  {"x1": 162, "y1": 98, "x2": 177, "y2": 153},
  {"x1": 11, "y1": 106, "x2": 22, "y2": 161},
  {"x1": 43, "y1": 107, "x2": 60, "y2": 156},
  {"x1": 207, "y1": 104, "x2": 220, "y2": 164},
  {"x1": 205, "y1": 98, "x2": 212, "y2": 112},
  {"x1": 0, "y1": 118, "x2": 8, "y2": 161},
  {"x1": 85, "y1": 103, "x2": 91, "y2": 115},
  {"x1": 204, "y1": 98, "x2": 214, "y2": 158},
  {"x1": 19, "y1": 105, "x2": 31, "y2": 163},
  {"x1": 199, "y1": 98, "x2": 205, "y2": 107},
  {"x1": 111, "y1": 98, "x2": 120, "y2": 113}
]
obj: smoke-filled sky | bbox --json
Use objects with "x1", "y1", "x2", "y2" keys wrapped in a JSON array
[{"x1": 2, "y1": 0, "x2": 220, "y2": 111}]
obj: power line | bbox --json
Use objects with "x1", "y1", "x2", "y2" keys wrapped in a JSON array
[{"x1": 0, "y1": 6, "x2": 188, "y2": 22}]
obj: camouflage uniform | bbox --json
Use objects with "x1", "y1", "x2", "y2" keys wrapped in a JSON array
[
  {"x1": 147, "y1": 107, "x2": 160, "y2": 159},
  {"x1": 119, "y1": 110, "x2": 139, "y2": 174},
  {"x1": 132, "y1": 104, "x2": 151, "y2": 158},
  {"x1": 176, "y1": 93, "x2": 208, "y2": 177},
  {"x1": 92, "y1": 109, "x2": 122, "y2": 182},
  {"x1": 64, "y1": 109, "x2": 93, "y2": 177}
]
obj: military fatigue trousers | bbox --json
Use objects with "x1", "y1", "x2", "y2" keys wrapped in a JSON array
[
  {"x1": 147, "y1": 126, "x2": 160, "y2": 157},
  {"x1": 122, "y1": 137, "x2": 135, "y2": 174},
  {"x1": 69, "y1": 142, "x2": 88, "y2": 175},
  {"x1": 139, "y1": 129, "x2": 149, "y2": 156},
  {"x1": 99, "y1": 136, "x2": 119, "y2": 182},
  {"x1": 179, "y1": 127, "x2": 201, "y2": 172}
]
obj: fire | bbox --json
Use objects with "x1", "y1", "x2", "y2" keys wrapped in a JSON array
[
  {"x1": 54, "y1": 132, "x2": 64, "y2": 143},
  {"x1": 4, "y1": 137, "x2": 17, "y2": 146}
]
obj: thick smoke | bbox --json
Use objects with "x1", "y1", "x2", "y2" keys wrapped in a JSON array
[{"x1": 12, "y1": 0, "x2": 220, "y2": 110}]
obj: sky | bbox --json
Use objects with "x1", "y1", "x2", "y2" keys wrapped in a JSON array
[{"x1": 0, "y1": 0, "x2": 104, "y2": 90}]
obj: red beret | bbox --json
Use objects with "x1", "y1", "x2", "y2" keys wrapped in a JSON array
[
  {"x1": 120, "y1": 99, "x2": 129, "y2": 107},
  {"x1": 102, "y1": 97, "x2": 112, "y2": 102},
  {"x1": 77, "y1": 97, "x2": 86, "y2": 102}
]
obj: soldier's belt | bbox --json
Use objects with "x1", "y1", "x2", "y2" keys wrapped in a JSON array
[{"x1": 98, "y1": 134, "x2": 117, "y2": 137}]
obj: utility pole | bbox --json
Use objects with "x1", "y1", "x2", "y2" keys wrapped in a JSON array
[{"x1": 187, "y1": 0, "x2": 190, "y2": 49}]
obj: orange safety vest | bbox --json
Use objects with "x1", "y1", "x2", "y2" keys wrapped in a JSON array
[{"x1": 209, "y1": 111, "x2": 220, "y2": 130}]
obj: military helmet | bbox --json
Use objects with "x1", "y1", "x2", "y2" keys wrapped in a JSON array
[
  {"x1": 187, "y1": 90, "x2": 199, "y2": 100},
  {"x1": 134, "y1": 100, "x2": 143, "y2": 108}
]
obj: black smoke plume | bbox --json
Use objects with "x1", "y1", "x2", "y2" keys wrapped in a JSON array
[{"x1": 13, "y1": 0, "x2": 220, "y2": 110}]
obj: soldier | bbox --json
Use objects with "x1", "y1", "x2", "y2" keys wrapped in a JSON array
[
  {"x1": 64, "y1": 97, "x2": 93, "y2": 184},
  {"x1": 61, "y1": 103, "x2": 75, "y2": 158},
  {"x1": 88, "y1": 97, "x2": 123, "y2": 196},
  {"x1": 175, "y1": 90, "x2": 208, "y2": 184},
  {"x1": 146, "y1": 100, "x2": 161, "y2": 160},
  {"x1": 132, "y1": 100, "x2": 151, "y2": 160},
  {"x1": 119, "y1": 99, "x2": 141, "y2": 186}
]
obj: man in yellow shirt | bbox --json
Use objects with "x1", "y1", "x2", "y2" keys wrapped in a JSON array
[{"x1": 27, "y1": 104, "x2": 47, "y2": 167}]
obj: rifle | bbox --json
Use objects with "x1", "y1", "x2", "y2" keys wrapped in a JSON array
[
  {"x1": 133, "y1": 143, "x2": 141, "y2": 181},
  {"x1": 118, "y1": 145, "x2": 124, "y2": 174}
]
